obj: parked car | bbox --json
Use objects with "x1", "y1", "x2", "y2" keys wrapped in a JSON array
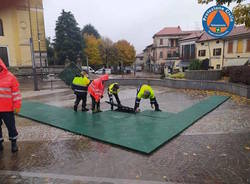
[
  {"x1": 82, "y1": 66, "x2": 95, "y2": 73},
  {"x1": 136, "y1": 66, "x2": 142, "y2": 71},
  {"x1": 95, "y1": 68, "x2": 111, "y2": 74},
  {"x1": 124, "y1": 66, "x2": 132, "y2": 74}
]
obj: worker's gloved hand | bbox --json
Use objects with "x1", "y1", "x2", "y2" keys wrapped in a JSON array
[
  {"x1": 135, "y1": 108, "x2": 140, "y2": 113},
  {"x1": 15, "y1": 108, "x2": 21, "y2": 114},
  {"x1": 151, "y1": 104, "x2": 154, "y2": 109}
]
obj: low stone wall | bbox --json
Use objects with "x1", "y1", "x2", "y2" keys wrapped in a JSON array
[
  {"x1": 9, "y1": 66, "x2": 65, "y2": 76},
  {"x1": 106, "y1": 78, "x2": 250, "y2": 99},
  {"x1": 185, "y1": 70, "x2": 222, "y2": 81}
]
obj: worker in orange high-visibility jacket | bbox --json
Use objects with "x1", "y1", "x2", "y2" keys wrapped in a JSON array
[
  {"x1": 88, "y1": 74, "x2": 109, "y2": 113},
  {"x1": 0, "y1": 58, "x2": 21, "y2": 153}
]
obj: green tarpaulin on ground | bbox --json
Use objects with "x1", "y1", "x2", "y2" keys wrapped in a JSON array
[{"x1": 19, "y1": 96, "x2": 229, "y2": 154}]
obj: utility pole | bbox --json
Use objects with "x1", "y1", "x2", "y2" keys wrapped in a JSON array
[
  {"x1": 86, "y1": 56, "x2": 89, "y2": 73},
  {"x1": 35, "y1": 5, "x2": 43, "y2": 71},
  {"x1": 28, "y1": 0, "x2": 39, "y2": 91}
]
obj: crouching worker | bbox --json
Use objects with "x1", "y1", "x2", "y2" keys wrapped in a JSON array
[
  {"x1": 0, "y1": 58, "x2": 21, "y2": 153},
  {"x1": 72, "y1": 71, "x2": 90, "y2": 112},
  {"x1": 88, "y1": 74, "x2": 109, "y2": 113},
  {"x1": 134, "y1": 84, "x2": 161, "y2": 112},
  {"x1": 108, "y1": 83, "x2": 121, "y2": 110}
]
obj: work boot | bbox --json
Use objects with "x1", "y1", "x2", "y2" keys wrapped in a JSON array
[
  {"x1": 74, "y1": 105, "x2": 77, "y2": 112},
  {"x1": 92, "y1": 108, "x2": 97, "y2": 113},
  {"x1": 82, "y1": 108, "x2": 89, "y2": 112},
  {"x1": 155, "y1": 108, "x2": 162, "y2": 112},
  {"x1": 0, "y1": 142, "x2": 3, "y2": 152},
  {"x1": 11, "y1": 140, "x2": 18, "y2": 153},
  {"x1": 92, "y1": 109, "x2": 98, "y2": 113},
  {"x1": 97, "y1": 108, "x2": 102, "y2": 113}
]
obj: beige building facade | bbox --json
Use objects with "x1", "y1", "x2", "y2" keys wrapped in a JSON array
[
  {"x1": 196, "y1": 26, "x2": 250, "y2": 69},
  {"x1": 0, "y1": 0, "x2": 46, "y2": 67}
]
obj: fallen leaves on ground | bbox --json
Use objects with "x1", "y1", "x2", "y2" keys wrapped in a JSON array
[{"x1": 182, "y1": 89, "x2": 250, "y2": 105}]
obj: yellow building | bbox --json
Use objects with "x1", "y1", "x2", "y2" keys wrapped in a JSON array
[
  {"x1": 0, "y1": 0, "x2": 46, "y2": 67},
  {"x1": 196, "y1": 26, "x2": 250, "y2": 69}
]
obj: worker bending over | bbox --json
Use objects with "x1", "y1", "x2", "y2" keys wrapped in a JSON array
[
  {"x1": 134, "y1": 84, "x2": 161, "y2": 112},
  {"x1": 108, "y1": 83, "x2": 121, "y2": 110},
  {"x1": 88, "y1": 74, "x2": 109, "y2": 113},
  {"x1": 72, "y1": 71, "x2": 90, "y2": 112}
]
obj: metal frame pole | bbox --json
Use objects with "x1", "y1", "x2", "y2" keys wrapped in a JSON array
[{"x1": 28, "y1": 0, "x2": 39, "y2": 91}]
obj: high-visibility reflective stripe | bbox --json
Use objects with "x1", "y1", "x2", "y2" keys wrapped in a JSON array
[
  {"x1": 90, "y1": 84, "x2": 102, "y2": 91},
  {"x1": 90, "y1": 83, "x2": 95, "y2": 88},
  {"x1": 12, "y1": 91, "x2": 21, "y2": 95},
  {"x1": 0, "y1": 94, "x2": 12, "y2": 98},
  {"x1": 0, "y1": 87, "x2": 11, "y2": 92},
  {"x1": 9, "y1": 136, "x2": 18, "y2": 140},
  {"x1": 74, "y1": 84, "x2": 88, "y2": 87},
  {"x1": 0, "y1": 138, "x2": 3, "y2": 141},
  {"x1": 13, "y1": 96, "x2": 22, "y2": 101},
  {"x1": 75, "y1": 89, "x2": 87, "y2": 92}
]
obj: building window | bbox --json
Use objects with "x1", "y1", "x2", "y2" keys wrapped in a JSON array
[
  {"x1": 190, "y1": 44, "x2": 195, "y2": 59},
  {"x1": 216, "y1": 64, "x2": 221, "y2": 69},
  {"x1": 198, "y1": 50, "x2": 206, "y2": 57},
  {"x1": 183, "y1": 45, "x2": 190, "y2": 59},
  {"x1": 237, "y1": 39, "x2": 243, "y2": 53},
  {"x1": 170, "y1": 39, "x2": 174, "y2": 47},
  {"x1": 160, "y1": 39, "x2": 163, "y2": 45},
  {"x1": 159, "y1": 51, "x2": 163, "y2": 58},
  {"x1": 201, "y1": 42, "x2": 204, "y2": 46},
  {"x1": 216, "y1": 40, "x2": 220, "y2": 44},
  {"x1": 0, "y1": 47, "x2": 9, "y2": 67},
  {"x1": 246, "y1": 39, "x2": 250, "y2": 52},
  {"x1": 0, "y1": 19, "x2": 3, "y2": 36},
  {"x1": 213, "y1": 48, "x2": 221, "y2": 56},
  {"x1": 228, "y1": 41, "x2": 233, "y2": 53}
]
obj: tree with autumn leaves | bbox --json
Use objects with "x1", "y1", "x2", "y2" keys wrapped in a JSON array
[
  {"x1": 114, "y1": 40, "x2": 136, "y2": 67},
  {"x1": 83, "y1": 35, "x2": 136, "y2": 68},
  {"x1": 84, "y1": 34, "x2": 102, "y2": 67},
  {"x1": 53, "y1": 11, "x2": 136, "y2": 67}
]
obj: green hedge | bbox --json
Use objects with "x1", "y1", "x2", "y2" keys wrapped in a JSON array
[
  {"x1": 189, "y1": 59, "x2": 201, "y2": 70},
  {"x1": 222, "y1": 66, "x2": 250, "y2": 85}
]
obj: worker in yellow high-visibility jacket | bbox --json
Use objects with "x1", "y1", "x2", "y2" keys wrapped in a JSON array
[
  {"x1": 134, "y1": 84, "x2": 161, "y2": 112},
  {"x1": 72, "y1": 71, "x2": 90, "y2": 112},
  {"x1": 108, "y1": 83, "x2": 121, "y2": 110}
]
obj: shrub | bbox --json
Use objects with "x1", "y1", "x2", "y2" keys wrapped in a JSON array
[
  {"x1": 169, "y1": 72, "x2": 185, "y2": 79},
  {"x1": 189, "y1": 59, "x2": 201, "y2": 70},
  {"x1": 222, "y1": 66, "x2": 250, "y2": 85}
]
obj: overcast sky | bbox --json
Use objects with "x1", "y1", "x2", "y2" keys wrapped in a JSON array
[{"x1": 43, "y1": 0, "x2": 236, "y2": 54}]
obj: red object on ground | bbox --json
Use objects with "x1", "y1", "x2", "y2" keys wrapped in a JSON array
[
  {"x1": 88, "y1": 74, "x2": 109, "y2": 102},
  {"x1": 0, "y1": 59, "x2": 22, "y2": 112}
]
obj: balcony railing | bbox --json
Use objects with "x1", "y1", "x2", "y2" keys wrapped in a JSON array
[{"x1": 167, "y1": 53, "x2": 180, "y2": 58}]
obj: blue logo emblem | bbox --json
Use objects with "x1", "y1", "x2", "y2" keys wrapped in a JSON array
[{"x1": 202, "y1": 5, "x2": 234, "y2": 38}]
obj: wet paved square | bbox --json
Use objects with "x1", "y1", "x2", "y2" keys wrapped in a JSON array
[{"x1": 0, "y1": 83, "x2": 250, "y2": 184}]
